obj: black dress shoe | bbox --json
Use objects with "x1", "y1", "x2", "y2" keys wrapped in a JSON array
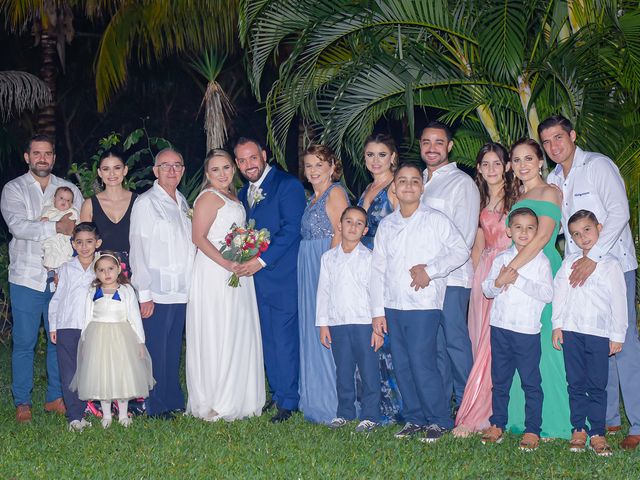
[
  {"x1": 270, "y1": 408, "x2": 292, "y2": 423},
  {"x1": 262, "y1": 399, "x2": 275, "y2": 413}
]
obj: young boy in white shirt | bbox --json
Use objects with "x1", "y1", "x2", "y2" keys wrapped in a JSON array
[
  {"x1": 481, "y1": 207, "x2": 553, "y2": 451},
  {"x1": 552, "y1": 210, "x2": 627, "y2": 456},
  {"x1": 49, "y1": 222, "x2": 102, "y2": 432},
  {"x1": 371, "y1": 163, "x2": 469, "y2": 443},
  {"x1": 316, "y1": 206, "x2": 383, "y2": 433}
]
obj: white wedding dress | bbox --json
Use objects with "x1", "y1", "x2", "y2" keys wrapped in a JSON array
[{"x1": 186, "y1": 188, "x2": 265, "y2": 421}]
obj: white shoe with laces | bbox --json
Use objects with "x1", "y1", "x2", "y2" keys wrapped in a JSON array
[
  {"x1": 329, "y1": 417, "x2": 348, "y2": 429},
  {"x1": 118, "y1": 416, "x2": 133, "y2": 427},
  {"x1": 101, "y1": 417, "x2": 112, "y2": 429},
  {"x1": 355, "y1": 420, "x2": 378, "y2": 433}
]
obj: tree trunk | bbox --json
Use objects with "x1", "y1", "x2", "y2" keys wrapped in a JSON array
[{"x1": 37, "y1": 29, "x2": 58, "y2": 141}]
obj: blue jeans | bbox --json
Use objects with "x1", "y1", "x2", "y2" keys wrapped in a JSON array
[
  {"x1": 606, "y1": 270, "x2": 640, "y2": 434},
  {"x1": 563, "y1": 331, "x2": 609, "y2": 437},
  {"x1": 490, "y1": 326, "x2": 543, "y2": 435},
  {"x1": 386, "y1": 308, "x2": 452, "y2": 429},
  {"x1": 9, "y1": 283, "x2": 60, "y2": 406}
]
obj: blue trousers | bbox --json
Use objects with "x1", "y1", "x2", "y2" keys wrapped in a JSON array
[
  {"x1": 9, "y1": 283, "x2": 60, "y2": 406},
  {"x1": 490, "y1": 326, "x2": 543, "y2": 435},
  {"x1": 330, "y1": 324, "x2": 381, "y2": 422},
  {"x1": 437, "y1": 286, "x2": 473, "y2": 406},
  {"x1": 563, "y1": 331, "x2": 609, "y2": 436},
  {"x1": 386, "y1": 308, "x2": 452, "y2": 429},
  {"x1": 56, "y1": 329, "x2": 86, "y2": 422},
  {"x1": 257, "y1": 294, "x2": 300, "y2": 411},
  {"x1": 606, "y1": 270, "x2": 640, "y2": 435},
  {"x1": 143, "y1": 303, "x2": 186, "y2": 415}
]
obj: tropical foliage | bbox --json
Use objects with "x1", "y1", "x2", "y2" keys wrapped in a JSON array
[
  {"x1": 0, "y1": 71, "x2": 52, "y2": 122},
  {"x1": 240, "y1": 0, "x2": 640, "y2": 189}
]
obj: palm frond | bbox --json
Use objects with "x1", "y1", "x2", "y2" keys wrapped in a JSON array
[{"x1": 0, "y1": 70, "x2": 52, "y2": 121}]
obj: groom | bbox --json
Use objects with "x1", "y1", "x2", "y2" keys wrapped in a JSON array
[{"x1": 234, "y1": 137, "x2": 306, "y2": 423}]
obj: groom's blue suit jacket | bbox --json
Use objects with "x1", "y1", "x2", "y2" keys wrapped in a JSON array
[{"x1": 239, "y1": 166, "x2": 306, "y2": 306}]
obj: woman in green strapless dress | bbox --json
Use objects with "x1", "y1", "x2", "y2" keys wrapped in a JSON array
[{"x1": 504, "y1": 139, "x2": 572, "y2": 439}]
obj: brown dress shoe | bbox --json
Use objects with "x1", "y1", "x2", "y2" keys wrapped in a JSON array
[
  {"x1": 606, "y1": 425, "x2": 622, "y2": 435},
  {"x1": 44, "y1": 397, "x2": 66, "y2": 415},
  {"x1": 620, "y1": 434, "x2": 640, "y2": 451},
  {"x1": 519, "y1": 433, "x2": 540, "y2": 451},
  {"x1": 16, "y1": 404, "x2": 32, "y2": 423}
]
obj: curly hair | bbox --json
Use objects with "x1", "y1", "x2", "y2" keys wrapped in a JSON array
[{"x1": 304, "y1": 144, "x2": 343, "y2": 182}]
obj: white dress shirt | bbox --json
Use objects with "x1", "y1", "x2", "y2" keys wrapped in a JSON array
[
  {"x1": 421, "y1": 162, "x2": 480, "y2": 288},
  {"x1": 371, "y1": 204, "x2": 469, "y2": 316},
  {"x1": 316, "y1": 242, "x2": 373, "y2": 327},
  {"x1": 248, "y1": 164, "x2": 271, "y2": 266},
  {"x1": 483, "y1": 246, "x2": 553, "y2": 335},
  {"x1": 129, "y1": 181, "x2": 195, "y2": 304},
  {"x1": 552, "y1": 252, "x2": 627, "y2": 343},
  {"x1": 84, "y1": 284, "x2": 145, "y2": 343},
  {"x1": 48, "y1": 257, "x2": 96, "y2": 332},
  {"x1": 547, "y1": 146, "x2": 637, "y2": 272},
  {"x1": 1, "y1": 173, "x2": 83, "y2": 291}
]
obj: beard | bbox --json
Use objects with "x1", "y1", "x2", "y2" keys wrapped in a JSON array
[{"x1": 29, "y1": 163, "x2": 53, "y2": 178}]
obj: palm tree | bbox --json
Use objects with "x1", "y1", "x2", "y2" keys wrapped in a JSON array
[
  {"x1": 0, "y1": 70, "x2": 52, "y2": 122},
  {"x1": 240, "y1": 0, "x2": 640, "y2": 183},
  {"x1": 0, "y1": 0, "x2": 75, "y2": 138},
  {"x1": 86, "y1": 0, "x2": 239, "y2": 112}
]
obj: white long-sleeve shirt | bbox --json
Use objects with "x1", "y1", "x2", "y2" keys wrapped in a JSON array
[
  {"x1": 421, "y1": 162, "x2": 480, "y2": 288},
  {"x1": 547, "y1": 147, "x2": 637, "y2": 272},
  {"x1": 84, "y1": 284, "x2": 145, "y2": 343},
  {"x1": 552, "y1": 252, "x2": 627, "y2": 343},
  {"x1": 483, "y1": 246, "x2": 553, "y2": 335},
  {"x1": 129, "y1": 181, "x2": 195, "y2": 304},
  {"x1": 48, "y1": 257, "x2": 96, "y2": 332},
  {"x1": 371, "y1": 204, "x2": 469, "y2": 316},
  {"x1": 316, "y1": 242, "x2": 373, "y2": 327},
  {"x1": 1, "y1": 173, "x2": 83, "y2": 291}
]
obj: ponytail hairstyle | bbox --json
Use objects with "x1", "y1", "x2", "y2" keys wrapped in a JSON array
[{"x1": 92, "y1": 250, "x2": 130, "y2": 288}]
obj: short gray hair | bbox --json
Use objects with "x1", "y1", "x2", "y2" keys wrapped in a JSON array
[{"x1": 154, "y1": 148, "x2": 184, "y2": 165}]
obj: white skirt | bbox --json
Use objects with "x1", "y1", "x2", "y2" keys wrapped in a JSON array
[{"x1": 71, "y1": 322, "x2": 155, "y2": 401}]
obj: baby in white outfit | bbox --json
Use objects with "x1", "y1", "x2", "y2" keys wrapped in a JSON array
[{"x1": 41, "y1": 186, "x2": 79, "y2": 283}]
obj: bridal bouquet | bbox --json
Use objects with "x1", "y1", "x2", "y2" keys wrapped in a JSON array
[{"x1": 220, "y1": 219, "x2": 271, "y2": 287}]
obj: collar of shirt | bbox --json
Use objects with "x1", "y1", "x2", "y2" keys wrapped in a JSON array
[
  {"x1": 550, "y1": 146, "x2": 586, "y2": 181},
  {"x1": 250, "y1": 164, "x2": 272, "y2": 190},
  {"x1": 151, "y1": 180, "x2": 188, "y2": 210},
  {"x1": 423, "y1": 161, "x2": 457, "y2": 184}
]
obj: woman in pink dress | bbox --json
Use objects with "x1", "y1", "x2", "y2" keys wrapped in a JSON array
[{"x1": 453, "y1": 142, "x2": 517, "y2": 437}]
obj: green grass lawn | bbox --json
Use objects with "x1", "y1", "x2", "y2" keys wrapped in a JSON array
[{"x1": 1, "y1": 336, "x2": 639, "y2": 479}]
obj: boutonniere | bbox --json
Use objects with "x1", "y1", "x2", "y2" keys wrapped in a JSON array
[
  {"x1": 252, "y1": 187, "x2": 266, "y2": 205},
  {"x1": 186, "y1": 208, "x2": 194, "y2": 219}
]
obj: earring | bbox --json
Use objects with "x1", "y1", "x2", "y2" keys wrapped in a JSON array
[{"x1": 538, "y1": 167, "x2": 543, "y2": 177}]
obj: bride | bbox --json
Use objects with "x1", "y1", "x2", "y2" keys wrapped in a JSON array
[{"x1": 185, "y1": 149, "x2": 265, "y2": 421}]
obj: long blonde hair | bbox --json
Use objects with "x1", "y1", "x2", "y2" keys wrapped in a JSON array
[{"x1": 199, "y1": 149, "x2": 237, "y2": 195}]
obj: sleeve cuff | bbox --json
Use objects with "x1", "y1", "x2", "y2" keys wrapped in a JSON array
[
  {"x1": 257, "y1": 257, "x2": 266, "y2": 267},
  {"x1": 586, "y1": 247, "x2": 605, "y2": 262},
  {"x1": 372, "y1": 307, "x2": 385, "y2": 318},
  {"x1": 138, "y1": 290, "x2": 152, "y2": 303},
  {"x1": 46, "y1": 220, "x2": 57, "y2": 237},
  {"x1": 610, "y1": 333, "x2": 626, "y2": 343}
]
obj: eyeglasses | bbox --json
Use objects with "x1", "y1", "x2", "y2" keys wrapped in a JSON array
[{"x1": 155, "y1": 163, "x2": 185, "y2": 171}]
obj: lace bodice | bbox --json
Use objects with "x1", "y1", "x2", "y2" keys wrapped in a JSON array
[{"x1": 301, "y1": 183, "x2": 346, "y2": 240}]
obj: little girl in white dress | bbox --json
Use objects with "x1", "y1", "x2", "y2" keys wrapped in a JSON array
[{"x1": 71, "y1": 251, "x2": 155, "y2": 428}]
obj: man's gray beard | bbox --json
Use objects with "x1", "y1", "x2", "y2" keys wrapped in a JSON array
[{"x1": 29, "y1": 164, "x2": 52, "y2": 178}]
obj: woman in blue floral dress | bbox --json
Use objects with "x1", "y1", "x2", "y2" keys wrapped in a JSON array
[{"x1": 357, "y1": 133, "x2": 403, "y2": 423}]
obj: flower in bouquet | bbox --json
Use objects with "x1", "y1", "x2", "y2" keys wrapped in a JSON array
[{"x1": 220, "y1": 219, "x2": 270, "y2": 287}]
